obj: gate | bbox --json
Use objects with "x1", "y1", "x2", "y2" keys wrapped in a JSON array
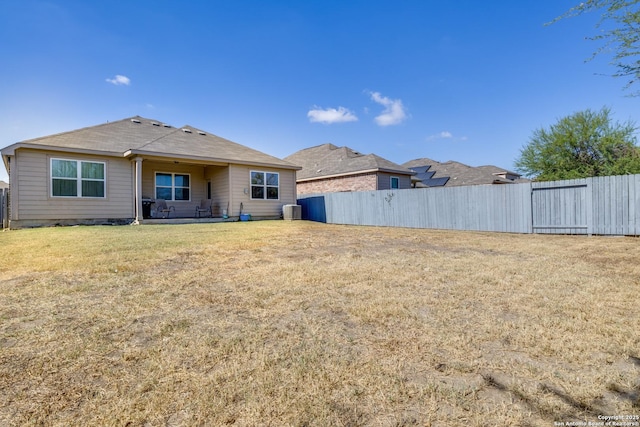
[{"x1": 531, "y1": 179, "x2": 590, "y2": 234}]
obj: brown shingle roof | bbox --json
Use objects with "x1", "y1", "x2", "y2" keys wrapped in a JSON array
[
  {"x1": 285, "y1": 143, "x2": 414, "y2": 181},
  {"x1": 2, "y1": 116, "x2": 299, "y2": 170}
]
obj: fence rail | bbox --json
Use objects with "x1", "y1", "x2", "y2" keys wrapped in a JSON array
[{"x1": 298, "y1": 174, "x2": 640, "y2": 236}]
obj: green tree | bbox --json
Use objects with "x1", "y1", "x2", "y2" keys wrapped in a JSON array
[
  {"x1": 555, "y1": 0, "x2": 640, "y2": 94},
  {"x1": 515, "y1": 107, "x2": 640, "y2": 181}
]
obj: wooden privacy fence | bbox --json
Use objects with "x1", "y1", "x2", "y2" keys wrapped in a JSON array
[{"x1": 297, "y1": 174, "x2": 640, "y2": 236}]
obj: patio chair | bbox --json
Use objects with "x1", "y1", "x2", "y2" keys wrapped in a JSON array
[
  {"x1": 195, "y1": 199, "x2": 212, "y2": 218},
  {"x1": 155, "y1": 199, "x2": 175, "y2": 218}
]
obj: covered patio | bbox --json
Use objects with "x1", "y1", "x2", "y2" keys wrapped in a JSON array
[
  {"x1": 132, "y1": 156, "x2": 233, "y2": 222},
  {"x1": 130, "y1": 152, "x2": 296, "y2": 223}
]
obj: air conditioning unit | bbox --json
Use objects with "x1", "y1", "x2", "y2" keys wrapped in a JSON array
[{"x1": 282, "y1": 204, "x2": 301, "y2": 220}]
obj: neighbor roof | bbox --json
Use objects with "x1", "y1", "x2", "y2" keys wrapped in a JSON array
[
  {"x1": 1, "y1": 116, "x2": 300, "y2": 170},
  {"x1": 285, "y1": 143, "x2": 414, "y2": 181},
  {"x1": 403, "y1": 158, "x2": 524, "y2": 187}
]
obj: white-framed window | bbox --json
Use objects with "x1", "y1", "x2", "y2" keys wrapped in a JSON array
[
  {"x1": 390, "y1": 176, "x2": 400, "y2": 189},
  {"x1": 51, "y1": 158, "x2": 106, "y2": 198},
  {"x1": 155, "y1": 172, "x2": 190, "y2": 201},
  {"x1": 250, "y1": 171, "x2": 279, "y2": 200}
]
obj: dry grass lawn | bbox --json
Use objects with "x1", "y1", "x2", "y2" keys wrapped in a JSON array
[{"x1": 0, "y1": 221, "x2": 639, "y2": 426}]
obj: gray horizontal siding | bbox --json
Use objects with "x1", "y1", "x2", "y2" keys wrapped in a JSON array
[
  {"x1": 228, "y1": 165, "x2": 297, "y2": 217},
  {"x1": 14, "y1": 149, "x2": 134, "y2": 220},
  {"x1": 376, "y1": 172, "x2": 412, "y2": 190}
]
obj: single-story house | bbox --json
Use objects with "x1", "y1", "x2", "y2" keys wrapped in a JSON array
[
  {"x1": 285, "y1": 143, "x2": 415, "y2": 195},
  {"x1": 0, "y1": 116, "x2": 301, "y2": 229},
  {"x1": 0, "y1": 180, "x2": 8, "y2": 191},
  {"x1": 403, "y1": 157, "x2": 527, "y2": 187}
]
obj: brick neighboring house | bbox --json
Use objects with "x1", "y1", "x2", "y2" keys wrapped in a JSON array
[
  {"x1": 403, "y1": 157, "x2": 527, "y2": 187},
  {"x1": 285, "y1": 144, "x2": 415, "y2": 195}
]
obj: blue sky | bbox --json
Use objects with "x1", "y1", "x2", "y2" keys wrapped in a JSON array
[{"x1": 1, "y1": 0, "x2": 638, "y2": 182}]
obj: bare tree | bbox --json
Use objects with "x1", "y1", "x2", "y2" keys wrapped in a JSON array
[{"x1": 554, "y1": 0, "x2": 640, "y2": 95}]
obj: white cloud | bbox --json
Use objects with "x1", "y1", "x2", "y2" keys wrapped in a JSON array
[
  {"x1": 427, "y1": 131, "x2": 453, "y2": 140},
  {"x1": 307, "y1": 106, "x2": 358, "y2": 124},
  {"x1": 369, "y1": 91, "x2": 408, "y2": 126},
  {"x1": 427, "y1": 131, "x2": 467, "y2": 141},
  {"x1": 106, "y1": 75, "x2": 131, "y2": 86}
]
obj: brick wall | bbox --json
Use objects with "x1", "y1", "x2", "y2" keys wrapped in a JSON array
[{"x1": 297, "y1": 173, "x2": 378, "y2": 195}]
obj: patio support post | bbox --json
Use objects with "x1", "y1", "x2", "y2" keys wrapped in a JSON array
[{"x1": 134, "y1": 157, "x2": 143, "y2": 224}]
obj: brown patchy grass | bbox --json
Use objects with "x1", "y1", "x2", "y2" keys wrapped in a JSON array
[{"x1": 0, "y1": 221, "x2": 639, "y2": 426}]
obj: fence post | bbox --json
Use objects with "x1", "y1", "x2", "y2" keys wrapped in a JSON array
[
  {"x1": 586, "y1": 177, "x2": 593, "y2": 236},
  {"x1": 0, "y1": 188, "x2": 5, "y2": 229}
]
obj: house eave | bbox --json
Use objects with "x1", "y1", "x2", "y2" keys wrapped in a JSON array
[
  {"x1": 0, "y1": 142, "x2": 19, "y2": 157},
  {"x1": 125, "y1": 150, "x2": 302, "y2": 170},
  {"x1": 297, "y1": 168, "x2": 414, "y2": 182},
  {"x1": 378, "y1": 167, "x2": 416, "y2": 176},
  {"x1": 3, "y1": 143, "x2": 124, "y2": 158},
  {"x1": 233, "y1": 159, "x2": 302, "y2": 171}
]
